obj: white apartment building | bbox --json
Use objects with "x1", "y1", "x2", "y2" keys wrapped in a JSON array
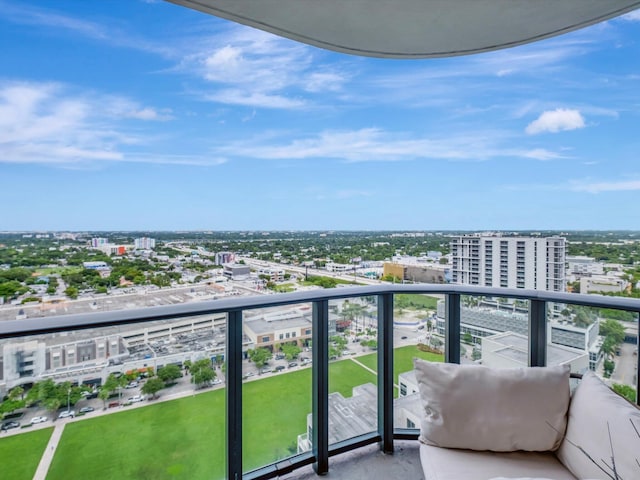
[
  {"x1": 450, "y1": 234, "x2": 566, "y2": 292},
  {"x1": 134, "y1": 237, "x2": 156, "y2": 250}
]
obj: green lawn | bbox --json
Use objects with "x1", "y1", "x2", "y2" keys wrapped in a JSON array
[
  {"x1": 0, "y1": 427, "x2": 52, "y2": 480},
  {"x1": 45, "y1": 359, "x2": 378, "y2": 480},
  {"x1": 5, "y1": 352, "x2": 439, "y2": 479},
  {"x1": 357, "y1": 344, "x2": 443, "y2": 387},
  {"x1": 47, "y1": 392, "x2": 226, "y2": 480},
  {"x1": 35, "y1": 266, "x2": 83, "y2": 276},
  {"x1": 395, "y1": 293, "x2": 439, "y2": 310}
]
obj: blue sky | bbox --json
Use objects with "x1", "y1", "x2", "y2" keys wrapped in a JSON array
[{"x1": 0, "y1": 1, "x2": 639, "y2": 231}]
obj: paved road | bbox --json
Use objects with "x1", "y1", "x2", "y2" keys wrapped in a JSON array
[{"x1": 611, "y1": 341, "x2": 638, "y2": 386}]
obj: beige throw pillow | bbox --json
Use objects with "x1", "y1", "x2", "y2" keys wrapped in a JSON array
[
  {"x1": 556, "y1": 371, "x2": 640, "y2": 480},
  {"x1": 413, "y1": 359, "x2": 570, "y2": 452}
]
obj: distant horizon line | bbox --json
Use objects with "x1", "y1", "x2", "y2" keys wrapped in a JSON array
[{"x1": 2, "y1": 229, "x2": 640, "y2": 234}]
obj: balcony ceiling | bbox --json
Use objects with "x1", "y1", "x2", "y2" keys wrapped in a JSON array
[{"x1": 166, "y1": 0, "x2": 640, "y2": 58}]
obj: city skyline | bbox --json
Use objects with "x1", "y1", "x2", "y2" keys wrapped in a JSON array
[{"x1": 1, "y1": 1, "x2": 639, "y2": 231}]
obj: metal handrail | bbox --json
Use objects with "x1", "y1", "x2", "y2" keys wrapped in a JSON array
[
  {"x1": 1, "y1": 284, "x2": 638, "y2": 479},
  {"x1": 1, "y1": 284, "x2": 639, "y2": 339}
]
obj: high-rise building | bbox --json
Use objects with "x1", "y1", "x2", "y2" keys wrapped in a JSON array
[
  {"x1": 134, "y1": 237, "x2": 156, "y2": 250},
  {"x1": 90, "y1": 237, "x2": 109, "y2": 248},
  {"x1": 215, "y1": 251, "x2": 235, "y2": 265},
  {"x1": 450, "y1": 234, "x2": 566, "y2": 292}
]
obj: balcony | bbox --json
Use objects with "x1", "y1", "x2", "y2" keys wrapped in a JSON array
[{"x1": 1, "y1": 284, "x2": 639, "y2": 479}]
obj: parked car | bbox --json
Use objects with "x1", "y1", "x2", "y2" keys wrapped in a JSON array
[
  {"x1": 127, "y1": 395, "x2": 144, "y2": 403},
  {"x1": 1, "y1": 421, "x2": 20, "y2": 431},
  {"x1": 30, "y1": 416, "x2": 48, "y2": 424},
  {"x1": 125, "y1": 381, "x2": 139, "y2": 389},
  {"x1": 108, "y1": 401, "x2": 120, "y2": 408},
  {"x1": 274, "y1": 365, "x2": 285, "y2": 372},
  {"x1": 58, "y1": 410, "x2": 75, "y2": 419},
  {"x1": 79, "y1": 406, "x2": 94, "y2": 413},
  {"x1": 288, "y1": 362, "x2": 298, "y2": 368}
]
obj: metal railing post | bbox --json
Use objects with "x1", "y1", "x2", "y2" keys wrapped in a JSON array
[
  {"x1": 634, "y1": 312, "x2": 640, "y2": 406},
  {"x1": 226, "y1": 309, "x2": 243, "y2": 480},
  {"x1": 529, "y1": 299, "x2": 547, "y2": 367},
  {"x1": 312, "y1": 300, "x2": 329, "y2": 475},
  {"x1": 378, "y1": 293, "x2": 394, "y2": 454},
  {"x1": 445, "y1": 293, "x2": 461, "y2": 364}
]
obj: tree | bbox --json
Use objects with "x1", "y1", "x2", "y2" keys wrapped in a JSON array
[
  {"x1": 601, "y1": 336, "x2": 618, "y2": 358},
  {"x1": 44, "y1": 397, "x2": 61, "y2": 416},
  {"x1": 183, "y1": 360, "x2": 192, "y2": 374},
  {"x1": 600, "y1": 319, "x2": 625, "y2": 345},
  {"x1": 100, "y1": 374, "x2": 122, "y2": 407},
  {"x1": 462, "y1": 332, "x2": 473, "y2": 344},
  {"x1": 281, "y1": 344, "x2": 301, "y2": 361},
  {"x1": 603, "y1": 359, "x2": 615, "y2": 378},
  {"x1": 98, "y1": 387, "x2": 111, "y2": 409},
  {"x1": 157, "y1": 364, "x2": 182, "y2": 384},
  {"x1": 64, "y1": 285, "x2": 79, "y2": 299},
  {"x1": 141, "y1": 377, "x2": 165, "y2": 399},
  {"x1": 190, "y1": 359, "x2": 216, "y2": 389},
  {"x1": 0, "y1": 398, "x2": 22, "y2": 417},
  {"x1": 192, "y1": 366, "x2": 215, "y2": 388},
  {"x1": 8, "y1": 386, "x2": 24, "y2": 401},
  {"x1": 573, "y1": 309, "x2": 592, "y2": 327},
  {"x1": 248, "y1": 348, "x2": 272, "y2": 369},
  {"x1": 381, "y1": 274, "x2": 402, "y2": 283}
]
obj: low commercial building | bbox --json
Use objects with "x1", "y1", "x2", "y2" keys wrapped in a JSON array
[
  {"x1": 223, "y1": 264, "x2": 251, "y2": 280},
  {"x1": 383, "y1": 261, "x2": 449, "y2": 284},
  {"x1": 481, "y1": 332, "x2": 589, "y2": 374},
  {"x1": 258, "y1": 267, "x2": 285, "y2": 282},
  {"x1": 243, "y1": 310, "x2": 314, "y2": 350},
  {"x1": 580, "y1": 275, "x2": 628, "y2": 294},
  {"x1": 0, "y1": 313, "x2": 232, "y2": 396},
  {"x1": 435, "y1": 301, "x2": 602, "y2": 370},
  {"x1": 566, "y1": 256, "x2": 604, "y2": 276}
]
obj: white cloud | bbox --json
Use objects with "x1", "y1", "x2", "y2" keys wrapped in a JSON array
[
  {"x1": 215, "y1": 128, "x2": 566, "y2": 163},
  {"x1": 525, "y1": 109, "x2": 586, "y2": 134},
  {"x1": 521, "y1": 148, "x2": 567, "y2": 161},
  {"x1": 204, "y1": 90, "x2": 306, "y2": 109},
  {"x1": 126, "y1": 107, "x2": 173, "y2": 121},
  {"x1": 0, "y1": 81, "x2": 218, "y2": 167},
  {"x1": 570, "y1": 179, "x2": 640, "y2": 193},
  {"x1": 179, "y1": 25, "x2": 351, "y2": 109},
  {"x1": 621, "y1": 10, "x2": 640, "y2": 21},
  {"x1": 0, "y1": 1, "x2": 174, "y2": 57}
]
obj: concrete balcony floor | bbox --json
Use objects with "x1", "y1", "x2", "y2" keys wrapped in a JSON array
[{"x1": 282, "y1": 441, "x2": 424, "y2": 480}]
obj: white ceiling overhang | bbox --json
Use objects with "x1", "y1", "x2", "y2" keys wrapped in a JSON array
[{"x1": 165, "y1": 0, "x2": 640, "y2": 58}]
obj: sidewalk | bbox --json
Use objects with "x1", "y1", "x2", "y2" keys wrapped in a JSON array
[{"x1": 33, "y1": 423, "x2": 65, "y2": 480}]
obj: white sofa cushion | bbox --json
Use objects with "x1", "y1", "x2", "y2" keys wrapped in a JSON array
[
  {"x1": 413, "y1": 359, "x2": 570, "y2": 452},
  {"x1": 420, "y1": 443, "x2": 578, "y2": 480},
  {"x1": 556, "y1": 371, "x2": 640, "y2": 480}
]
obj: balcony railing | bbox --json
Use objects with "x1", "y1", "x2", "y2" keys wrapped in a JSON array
[{"x1": 1, "y1": 284, "x2": 639, "y2": 480}]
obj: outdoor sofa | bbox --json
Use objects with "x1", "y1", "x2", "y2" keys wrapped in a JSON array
[{"x1": 413, "y1": 359, "x2": 640, "y2": 480}]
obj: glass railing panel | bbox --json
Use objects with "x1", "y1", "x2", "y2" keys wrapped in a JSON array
[
  {"x1": 241, "y1": 302, "x2": 312, "y2": 472},
  {"x1": 553, "y1": 304, "x2": 638, "y2": 403},
  {"x1": 393, "y1": 293, "x2": 442, "y2": 431},
  {"x1": 0, "y1": 313, "x2": 227, "y2": 480},
  {"x1": 459, "y1": 295, "x2": 530, "y2": 369},
  {"x1": 327, "y1": 296, "x2": 378, "y2": 445}
]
